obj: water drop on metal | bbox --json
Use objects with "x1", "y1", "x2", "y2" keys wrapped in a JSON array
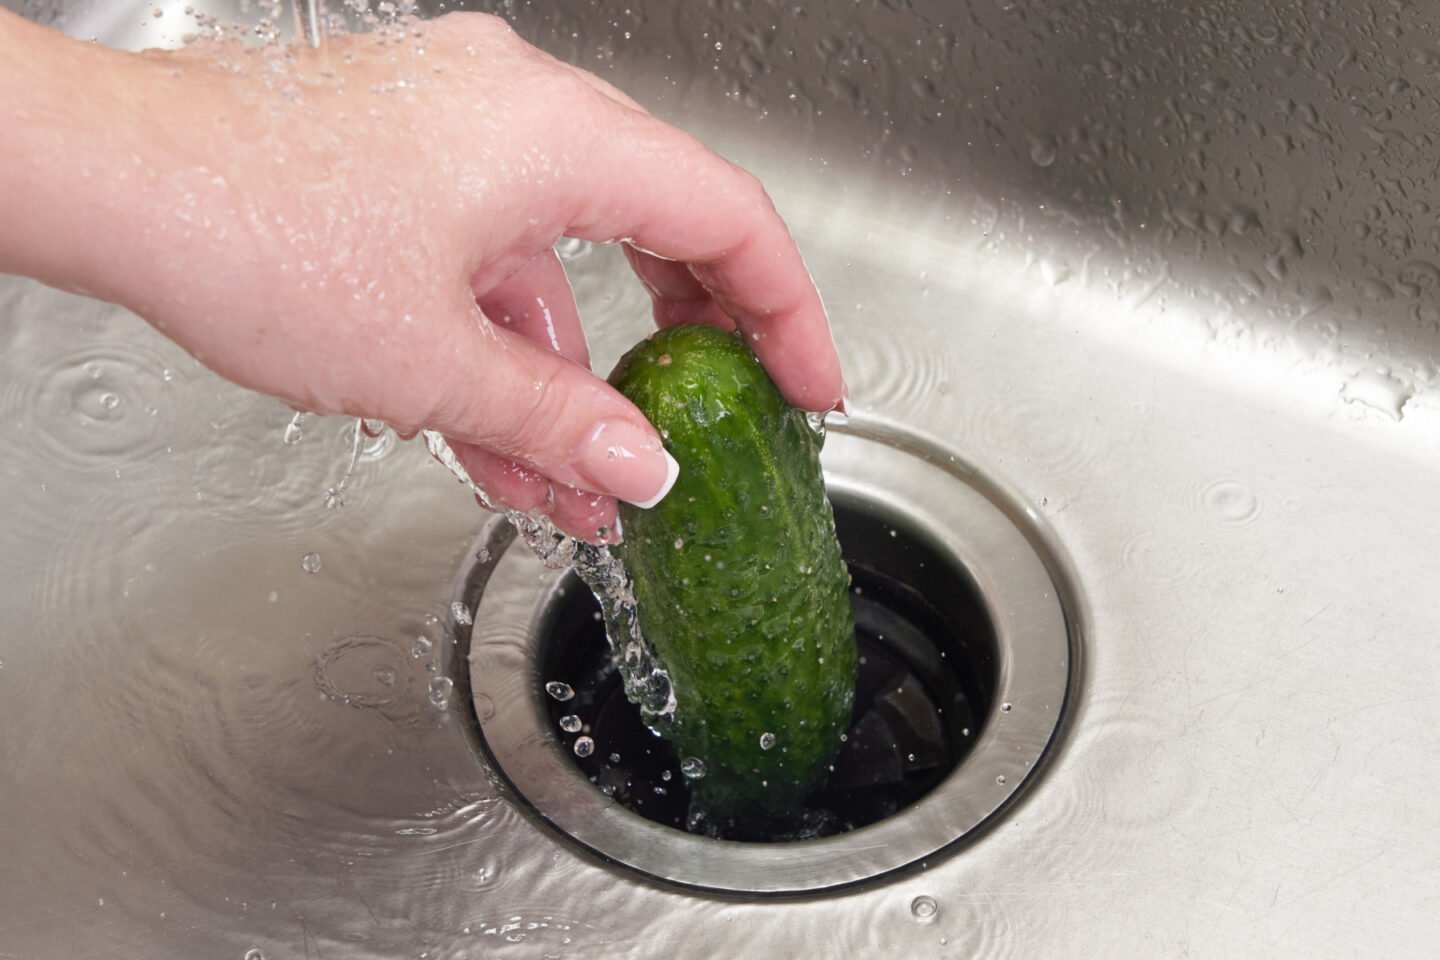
[
  {"x1": 910, "y1": 895, "x2": 938, "y2": 922},
  {"x1": 428, "y1": 677, "x2": 454, "y2": 709}
]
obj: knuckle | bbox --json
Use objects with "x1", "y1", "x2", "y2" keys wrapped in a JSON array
[{"x1": 493, "y1": 364, "x2": 572, "y2": 462}]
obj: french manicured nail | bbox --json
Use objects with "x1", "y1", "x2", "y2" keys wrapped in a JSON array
[{"x1": 572, "y1": 419, "x2": 679, "y2": 509}]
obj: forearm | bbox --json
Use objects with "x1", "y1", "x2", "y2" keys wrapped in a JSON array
[{"x1": 0, "y1": 12, "x2": 153, "y2": 302}]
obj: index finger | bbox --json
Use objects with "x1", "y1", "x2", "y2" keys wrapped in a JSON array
[{"x1": 563, "y1": 110, "x2": 845, "y2": 413}]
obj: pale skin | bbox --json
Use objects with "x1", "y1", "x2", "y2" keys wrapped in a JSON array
[{"x1": 0, "y1": 10, "x2": 845, "y2": 541}]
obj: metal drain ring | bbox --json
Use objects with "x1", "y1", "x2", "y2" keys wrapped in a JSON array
[{"x1": 463, "y1": 421, "x2": 1077, "y2": 894}]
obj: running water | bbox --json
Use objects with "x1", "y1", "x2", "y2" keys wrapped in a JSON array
[{"x1": 422, "y1": 430, "x2": 678, "y2": 726}]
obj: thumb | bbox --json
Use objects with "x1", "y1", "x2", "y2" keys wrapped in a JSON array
[{"x1": 426, "y1": 314, "x2": 679, "y2": 510}]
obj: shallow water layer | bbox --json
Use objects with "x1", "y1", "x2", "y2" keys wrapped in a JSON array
[{"x1": 4, "y1": 0, "x2": 1440, "y2": 957}]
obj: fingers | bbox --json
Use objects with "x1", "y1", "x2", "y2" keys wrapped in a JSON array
[
  {"x1": 622, "y1": 244, "x2": 736, "y2": 332},
  {"x1": 450, "y1": 438, "x2": 620, "y2": 543},
  {"x1": 421, "y1": 298, "x2": 678, "y2": 513},
  {"x1": 462, "y1": 250, "x2": 622, "y2": 541},
  {"x1": 476, "y1": 249, "x2": 590, "y2": 368},
  {"x1": 450, "y1": 441, "x2": 550, "y2": 514},
  {"x1": 564, "y1": 116, "x2": 845, "y2": 413},
  {"x1": 549, "y1": 482, "x2": 620, "y2": 544}
]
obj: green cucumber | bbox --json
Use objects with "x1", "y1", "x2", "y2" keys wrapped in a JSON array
[{"x1": 608, "y1": 324, "x2": 857, "y2": 818}]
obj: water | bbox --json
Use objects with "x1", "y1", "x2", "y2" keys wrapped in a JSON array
[
  {"x1": 425, "y1": 432, "x2": 679, "y2": 728},
  {"x1": 5, "y1": 0, "x2": 1439, "y2": 955}
]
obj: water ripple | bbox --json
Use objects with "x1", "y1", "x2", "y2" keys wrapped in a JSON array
[
  {"x1": 1120, "y1": 529, "x2": 1204, "y2": 587},
  {"x1": 1194, "y1": 476, "x2": 1264, "y2": 527},
  {"x1": 1043, "y1": 699, "x2": 1205, "y2": 844},
  {"x1": 0, "y1": 334, "x2": 176, "y2": 473},
  {"x1": 843, "y1": 328, "x2": 952, "y2": 416},
  {"x1": 965, "y1": 390, "x2": 1106, "y2": 478}
]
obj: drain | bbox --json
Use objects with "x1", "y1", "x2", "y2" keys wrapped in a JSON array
[
  {"x1": 537, "y1": 496, "x2": 996, "y2": 840},
  {"x1": 463, "y1": 422, "x2": 1076, "y2": 894}
]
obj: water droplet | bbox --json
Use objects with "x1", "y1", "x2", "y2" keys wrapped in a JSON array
[
  {"x1": 910, "y1": 895, "x2": 938, "y2": 921},
  {"x1": 680, "y1": 756, "x2": 708, "y2": 779},
  {"x1": 450, "y1": 601, "x2": 473, "y2": 626},
  {"x1": 245, "y1": 950, "x2": 266, "y2": 960},
  {"x1": 1028, "y1": 135, "x2": 1058, "y2": 167},
  {"x1": 411, "y1": 636, "x2": 432, "y2": 658},
  {"x1": 282, "y1": 411, "x2": 306, "y2": 445},
  {"x1": 1197, "y1": 478, "x2": 1263, "y2": 526},
  {"x1": 1001, "y1": 702, "x2": 1013, "y2": 712},
  {"x1": 300, "y1": 552, "x2": 321, "y2": 574},
  {"x1": 759, "y1": 732, "x2": 777, "y2": 750},
  {"x1": 428, "y1": 676, "x2": 454, "y2": 708},
  {"x1": 573, "y1": 736, "x2": 595, "y2": 757},
  {"x1": 546, "y1": 681, "x2": 575, "y2": 702},
  {"x1": 1341, "y1": 368, "x2": 1412, "y2": 420},
  {"x1": 996, "y1": 774, "x2": 1007, "y2": 785},
  {"x1": 559, "y1": 714, "x2": 582, "y2": 733}
]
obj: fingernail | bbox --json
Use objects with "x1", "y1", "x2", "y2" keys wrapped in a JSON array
[{"x1": 571, "y1": 419, "x2": 680, "y2": 509}]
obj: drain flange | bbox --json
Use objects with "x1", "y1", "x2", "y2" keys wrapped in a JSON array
[{"x1": 462, "y1": 422, "x2": 1077, "y2": 894}]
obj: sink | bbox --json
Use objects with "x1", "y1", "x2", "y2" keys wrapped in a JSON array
[{"x1": 2, "y1": 0, "x2": 1438, "y2": 956}]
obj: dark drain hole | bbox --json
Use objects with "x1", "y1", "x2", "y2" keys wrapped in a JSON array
[{"x1": 537, "y1": 496, "x2": 998, "y2": 841}]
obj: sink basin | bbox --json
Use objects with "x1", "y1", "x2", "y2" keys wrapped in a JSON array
[{"x1": 2, "y1": 0, "x2": 1438, "y2": 956}]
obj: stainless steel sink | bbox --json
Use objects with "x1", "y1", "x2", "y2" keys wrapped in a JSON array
[{"x1": 3, "y1": 0, "x2": 1438, "y2": 956}]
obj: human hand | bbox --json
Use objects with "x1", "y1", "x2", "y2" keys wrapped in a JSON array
[{"x1": 0, "y1": 11, "x2": 843, "y2": 542}]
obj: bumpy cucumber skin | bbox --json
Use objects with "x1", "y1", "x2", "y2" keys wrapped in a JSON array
[{"x1": 609, "y1": 324, "x2": 857, "y2": 815}]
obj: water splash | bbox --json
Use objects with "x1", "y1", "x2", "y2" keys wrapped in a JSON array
[
  {"x1": 322, "y1": 418, "x2": 367, "y2": 508},
  {"x1": 423, "y1": 431, "x2": 677, "y2": 727},
  {"x1": 282, "y1": 411, "x2": 306, "y2": 446}
]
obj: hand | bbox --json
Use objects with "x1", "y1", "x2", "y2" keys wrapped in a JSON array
[{"x1": 0, "y1": 11, "x2": 844, "y2": 542}]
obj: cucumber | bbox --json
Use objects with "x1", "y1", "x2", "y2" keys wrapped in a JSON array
[{"x1": 608, "y1": 324, "x2": 857, "y2": 818}]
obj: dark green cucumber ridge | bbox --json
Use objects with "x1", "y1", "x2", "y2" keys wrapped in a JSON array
[{"x1": 608, "y1": 324, "x2": 858, "y2": 816}]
